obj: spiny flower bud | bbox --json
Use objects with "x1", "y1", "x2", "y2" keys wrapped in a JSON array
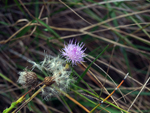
[
  {"x1": 43, "y1": 76, "x2": 55, "y2": 86},
  {"x1": 17, "y1": 71, "x2": 38, "y2": 86}
]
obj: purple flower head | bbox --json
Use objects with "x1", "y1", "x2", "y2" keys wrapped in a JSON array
[{"x1": 61, "y1": 40, "x2": 86, "y2": 65}]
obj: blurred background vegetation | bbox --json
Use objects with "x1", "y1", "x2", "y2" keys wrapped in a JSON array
[{"x1": 0, "y1": 0, "x2": 150, "y2": 113}]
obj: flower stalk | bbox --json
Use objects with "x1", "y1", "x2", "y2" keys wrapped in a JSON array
[
  {"x1": 3, "y1": 96, "x2": 25, "y2": 113},
  {"x1": 3, "y1": 81, "x2": 44, "y2": 113},
  {"x1": 12, "y1": 84, "x2": 47, "y2": 113}
]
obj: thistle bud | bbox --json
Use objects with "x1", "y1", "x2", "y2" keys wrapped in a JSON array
[
  {"x1": 17, "y1": 71, "x2": 38, "y2": 86},
  {"x1": 43, "y1": 76, "x2": 54, "y2": 86}
]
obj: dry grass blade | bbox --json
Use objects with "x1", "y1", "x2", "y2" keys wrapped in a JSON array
[
  {"x1": 59, "y1": 0, "x2": 92, "y2": 25},
  {"x1": 127, "y1": 77, "x2": 150, "y2": 112},
  {"x1": 0, "y1": 22, "x2": 32, "y2": 44},
  {"x1": 80, "y1": 62, "x2": 122, "y2": 110},
  {"x1": 81, "y1": 10, "x2": 150, "y2": 31}
]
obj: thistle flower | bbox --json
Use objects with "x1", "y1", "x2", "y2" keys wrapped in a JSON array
[
  {"x1": 61, "y1": 40, "x2": 86, "y2": 65},
  {"x1": 28, "y1": 55, "x2": 73, "y2": 100},
  {"x1": 28, "y1": 55, "x2": 66, "y2": 73},
  {"x1": 17, "y1": 71, "x2": 38, "y2": 86}
]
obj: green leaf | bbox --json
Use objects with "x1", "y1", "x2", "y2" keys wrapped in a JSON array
[
  {"x1": 77, "y1": 44, "x2": 109, "y2": 84},
  {"x1": 36, "y1": 19, "x2": 60, "y2": 38}
]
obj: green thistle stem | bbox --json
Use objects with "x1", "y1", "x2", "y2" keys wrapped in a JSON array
[
  {"x1": 3, "y1": 82, "x2": 43, "y2": 113},
  {"x1": 3, "y1": 96, "x2": 25, "y2": 113},
  {"x1": 12, "y1": 85, "x2": 46, "y2": 113}
]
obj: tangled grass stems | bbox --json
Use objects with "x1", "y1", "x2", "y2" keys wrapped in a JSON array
[
  {"x1": 89, "y1": 73, "x2": 129, "y2": 113},
  {"x1": 12, "y1": 85, "x2": 47, "y2": 113},
  {"x1": 55, "y1": 87, "x2": 90, "y2": 113},
  {"x1": 14, "y1": 82, "x2": 90, "y2": 113},
  {"x1": 3, "y1": 82, "x2": 44, "y2": 113},
  {"x1": 71, "y1": 85, "x2": 128, "y2": 113}
]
